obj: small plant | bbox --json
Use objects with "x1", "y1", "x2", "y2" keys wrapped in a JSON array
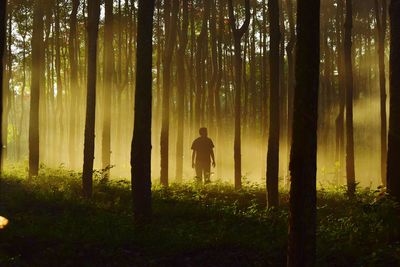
[{"x1": 0, "y1": 167, "x2": 398, "y2": 266}]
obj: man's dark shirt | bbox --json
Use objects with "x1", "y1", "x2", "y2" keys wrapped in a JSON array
[{"x1": 191, "y1": 137, "x2": 214, "y2": 163}]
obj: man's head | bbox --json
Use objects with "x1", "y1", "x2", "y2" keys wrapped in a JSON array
[{"x1": 199, "y1": 127, "x2": 208, "y2": 137}]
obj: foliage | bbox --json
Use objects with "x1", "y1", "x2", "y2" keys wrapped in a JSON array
[{"x1": 0, "y1": 168, "x2": 398, "y2": 266}]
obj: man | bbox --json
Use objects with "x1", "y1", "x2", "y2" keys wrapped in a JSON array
[{"x1": 191, "y1": 127, "x2": 216, "y2": 184}]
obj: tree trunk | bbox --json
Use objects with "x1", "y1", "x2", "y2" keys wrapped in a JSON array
[
  {"x1": 215, "y1": 0, "x2": 225, "y2": 179},
  {"x1": 261, "y1": 0, "x2": 268, "y2": 146},
  {"x1": 278, "y1": 0, "x2": 286, "y2": 176},
  {"x1": 175, "y1": 0, "x2": 189, "y2": 182},
  {"x1": 154, "y1": 0, "x2": 162, "y2": 164},
  {"x1": 286, "y1": 0, "x2": 295, "y2": 183},
  {"x1": 375, "y1": 0, "x2": 387, "y2": 186},
  {"x1": 17, "y1": 28, "x2": 28, "y2": 162},
  {"x1": 195, "y1": 0, "x2": 209, "y2": 130},
  {"x1": 209, "y1": 0, "x2": 218, "y2": 135},
  {"x1": 82, "y1": 0, "x2": 100, "y2": 198},
  {"x1": 267, "y1": 0, "x2": 280, "y2": 208},
  {"x1": 228, "y1": 0, "x2": 250, "y2": 190},
  {"x1": 287, "y1": 0, "x2": 320, "y2": 265},
  {"x1": 335, "y1": 0, "x2": 345, "y2": 183},
  {"x1": 69, "y1": 0, "x2": 79, "y2": 169},
  {"x1": 132, "y1": 0, "x2": 155, "y2": 223},
  {"x1": 249, "y1": 6, "x2": 256, "y2": 143},
  {"x1": 4, "y1": 10, "x2": 12, "y2": 165},
  {"x1": 387, "y1": 0, "x2": 400, "y2": 200},
  {"x1": 0, "y1": 0, "x2": 6, "y2": 173},
  {"x1": 55, "y1": 0, "x2": 64, "y2": 165},
  {"x1": 344, "y1": 0, "x2": 356, "y2": 195},
  {"x1": 102, "y1": 0, "x2": 114, "y2": 180},
  {"x1": 242, "y1": 33, "x2": 248, "y2": 139},
  {"x1": 29, "y1": 0, "x2": 44, "y2": 177},
  {"x1": 160, "y1": 0, "x2": 178, "y2": 186}
]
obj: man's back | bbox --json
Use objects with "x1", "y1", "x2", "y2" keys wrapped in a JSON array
[{"x1": 191, "y1": 137, "x2": 214, "y2": 163}]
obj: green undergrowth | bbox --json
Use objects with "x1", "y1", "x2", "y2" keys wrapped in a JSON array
[{"x1": 0, "y1": 167, "x2": 399, "y2": 266}]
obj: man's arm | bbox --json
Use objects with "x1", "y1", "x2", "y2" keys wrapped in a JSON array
[
  {"x1": 211, "y1": 149, "x2": 216, "y2": 168},
  {"x1": 192, "y1": 150, "x2": 196, "y2": 168}
]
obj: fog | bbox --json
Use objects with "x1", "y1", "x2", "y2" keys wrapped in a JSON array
[{"x1": 3, "y1": 82, "x2": 385, "y2": 189}]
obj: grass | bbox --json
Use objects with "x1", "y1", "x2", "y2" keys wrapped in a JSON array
[{"x1": 0, "y1": 167, "x2": 399, "y2": 266}]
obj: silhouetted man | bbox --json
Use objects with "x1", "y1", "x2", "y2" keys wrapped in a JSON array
[{"x1": 191, "y1": 127, "x2": 216, "y2": 184}]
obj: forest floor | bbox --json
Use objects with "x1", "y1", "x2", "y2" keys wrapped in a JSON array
[{"x1": 0, "y1": 167, "x2": 399, "y2": 267}]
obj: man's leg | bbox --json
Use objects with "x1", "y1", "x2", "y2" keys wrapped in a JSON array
[
  {"x1": 204, "y1": 162, "x2": 211, "y2": 184},
  {"x1": 195, "y1": 163, "x2": 202, "y2": 184}
]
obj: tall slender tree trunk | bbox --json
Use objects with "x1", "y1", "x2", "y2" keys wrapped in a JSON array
[
  {"x1": 267, "y1": 0, "x2": 280, "y2": 208},
  {"x1": 375, "y1": 0, "x2": 387, "y2": 186},
  {"x1": 17, "y1": 29, "x2": 27, "y2": 162},
  {"x1": 46, "y1": 10, "x2": 54, "y2": 166},
  {"x1": 0, "y1": 0, "x2": 6, "y2": 173},
  {"x1": 69, "y1": 0, "x2": 79, "y2": 169},
  {"x1": 160, "y1": 0, "x2": 178, "y2": 186},
  {"x1": 82, "y1": 1, "x2": 88, "y2": 87},
  {"x1": 209, "y1": 0, "x2": 218, "y2": 135},
  {"x1": 43, "y1": 13, "x2": 51, "y2": 165},
  {"x1": 175, "y1": 0, "x2": 189, "y2": 182},
  {"x1": 114, "y1": 0, "x2": 124, "y2": 168},
  {"x1": 215, "y1": 0, "x2": 225, "y2": 179},
  {"x1": 387, "y1": 0, "x2": 400, "y2": 200},
  {"x1": 82, "y1": 0, "x2": 100, "y2": 198},
  {"x1": 242, "y1": 33, "x2": 248, "y2": 139},
  {"x1": 249, "y1": 6, "x2": 256, "y2": 141},
  {"x1": 29, "y1": 0, "x2": 44, "y2": 177},
  {"x1": 278, "y1": 0, "x2": 286, "y2": 176},
  {"x1": 287, "y1": 0, "x2": 320, "y2": 265},
  {"x1": 321, "y1": 27, "x2": 332, "y2": 161},
  {"x1": 228, "y1": 0, "x2": 250, "y2": 190},
  {"x1": 206, "y1": 0, "x2": 216, "y2": 133},
  {"x1": 55, "y1": 0, "x2": 64, "y2": 165},
  {"x1": 195, "y1": 0, "x2": 209, "y2": 130},
  {"x1": 344, "y1": 0, "x2": 356, "y2": 195},
  {"x1": 335, "y1": 0, "x2": 345, "y2": 183},
  {"x1": 286, "y1": 0, "x2": 295, "y2": 182},
  {"x1": 4, "y1": 9, "x2": 12, "y2": 166},
  {"x1": 154, "y1": 0, "x2": 161, "y2": 165},
  {"x1": 102, "y1": 0, "x2": 114, "y2": 180},
  {"x1": 261, "y1": 0, "x2": 268, "y2": 160},
  {"x1": 188, "y1": 0, "x2": 195, "y2": 137},
  {"x1": 132, "y1": 0, "x2": 155, "y2": 222}
]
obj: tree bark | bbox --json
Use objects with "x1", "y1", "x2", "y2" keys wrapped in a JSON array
[
  {"x1": 195, "y1": 0, "x2": 210, "y2": 130},
  {"x1": 287, "y1": 0, "x2": 320, "y2": 265},
  {"x1": 17, "y1": 21, "x2": 28, "y2": 162},
  {"x1": 335, "y1": 0, "x2": 345, "y2": 183},
  {"x1": 69, "y1": 0, "x2": 79, "y2": 169},
  {"x1": 132, "y1": 0, "x2": 155, "y2": 222},
  {"x1": 209, "y1": 0, "x2": 218, "y2": 134},
  {"x1": 261, "y1": 0, "x2": 268, "y2": 145},
  {"x1": 82, "y1": 0, "x2": 100, "y2": 198},
  {"x1": 55, "y1": 0, "x2": 64, "y2": 165},
  {"x1": 387, "y1": 0, "x2": 400, "y2": 200},
  {"x1": 29, "y1": 0, "x2": 44, "y2": 177},
  {"x1": 175, "y1": 0, "x2": 189, "y2": 182},
  {"x1": 102, "y1": 0, "x2": 114, "y2": 180},
  {"x1": 286, "y1": 0, "x2": 295, "y2": 180},
  {"x1": 344, "y1": 0, "x2": 356, "y2": 195},
  {"x1": 160, "y1": 0, "x2": 178, "y2": 186},
  {"x1": 267, "y1": 0, "x2": 281, "y2": 208},
  {"x1": 0, "y1": 0, "x2": 6, "y2": 173},
  {"x1": 375, "y1": 0, "x2": 387, "y2": 186},
  {"x1": 215, "y1": 0, "x2": 225, "y2": 179},
  {"x1": 249, "y1": 6, "x2": 256, "y2": 142},
  {"x1": 228, "y1": 0, "x2": 250, "y2": 190}
]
